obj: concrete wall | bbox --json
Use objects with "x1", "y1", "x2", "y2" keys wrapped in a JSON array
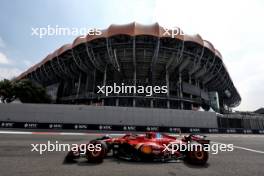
[{"x1": 0, "y1": 104, "x2": 217, "y2": 128}]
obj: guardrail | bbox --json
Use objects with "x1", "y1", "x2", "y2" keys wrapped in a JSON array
[{"x1": 1, "y1": 121, "x2": 264, "y2": 134}]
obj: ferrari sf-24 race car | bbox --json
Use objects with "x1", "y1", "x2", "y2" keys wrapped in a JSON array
[{"x1": 65, "y1": 132, "x2": 210, "y2": 165}]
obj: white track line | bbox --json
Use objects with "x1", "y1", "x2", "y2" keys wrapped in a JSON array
[
  {"x1": 211, "y1": 141, "x2": 264, "y2": 154},
  {"x1": 208, "y1": 134, "x2": 264, "y2": 138},
  {"x1": 0, "y1": 131, "x2": 32, "y2": 135},
  {"x1": 0, "y1": 130, "x2": 124, "y2": 136},
  {"x1": 233, "y1": 146, "x2": 264, "y2": 154},
  {"x1": 0, "y1": 130, "x2": 182, "y2": 136}
]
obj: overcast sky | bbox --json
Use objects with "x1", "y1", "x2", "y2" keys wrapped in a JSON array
[{"x1": 0, "y1": 0, "x2": 263, "y2": 111}]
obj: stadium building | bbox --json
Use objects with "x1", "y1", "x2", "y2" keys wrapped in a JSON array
[{"x1": 17, "y1": 22, "x2": 241, "y2": 113}]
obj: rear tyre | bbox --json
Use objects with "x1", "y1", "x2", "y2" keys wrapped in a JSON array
[
  {"x1": 86, "y1": 140, "x2": 106, "y2": 163},
  {"x1": 186, "y1": 145, "x2": 208, "y2": 165}
]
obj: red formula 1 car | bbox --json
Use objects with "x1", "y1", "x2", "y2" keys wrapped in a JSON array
[{"x1": 65, "y1": 132, "x2": 210, "y2": 165}]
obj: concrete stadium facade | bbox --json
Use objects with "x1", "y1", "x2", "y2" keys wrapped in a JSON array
[{"x1": 17, "y1": 22, "x2": 241, "y2": 113}]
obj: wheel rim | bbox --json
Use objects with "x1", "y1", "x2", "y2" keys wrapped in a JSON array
[
  {"x1": 194, "y1": 150, "x2": 204, "y2": 160},
  {"x1": 91, "y1": 150, "x2": 101, "y2": 157}
]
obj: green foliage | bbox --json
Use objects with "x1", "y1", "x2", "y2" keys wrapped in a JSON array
[
  {"x1": 0, "y1": 79, "x2": 14, "y2": 103},
  {"x1": 0, "y1": 79, "x2": 51, "y2": 103}
]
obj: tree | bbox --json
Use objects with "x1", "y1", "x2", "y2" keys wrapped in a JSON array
[
  {"x1": 0, "y1": 79, "x2": 51, "y2": 103},
  {"x1": 0, "y1": 79, "x2": 14, "y2": 103}
]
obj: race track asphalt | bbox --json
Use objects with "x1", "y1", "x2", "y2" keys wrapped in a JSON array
[{"x1": 0, "y1": 130, "x2": 263, "y2": 176}]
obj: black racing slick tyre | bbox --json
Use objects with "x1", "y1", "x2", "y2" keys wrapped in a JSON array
[
  {"x1": 86, "y1": 140, "x2": 107, "y2": 163},
  {"x1": 65, "y1": 150, "x2": 80, "y2": 162},
  {"x1": 186, "y1": 146, "x2": 209, "y2": 165}
]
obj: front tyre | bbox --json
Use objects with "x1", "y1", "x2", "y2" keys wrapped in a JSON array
[{"x1": 65, "y1": 150, "x2": 80, "y2": 162}]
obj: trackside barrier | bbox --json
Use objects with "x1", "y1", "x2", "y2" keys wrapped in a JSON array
[
  {"x1": 1, "y1": 121, "x2": 264, "y2": 134},
  {"x1": 0, "y1": 104, "x2": 218, "y2": 128}
]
